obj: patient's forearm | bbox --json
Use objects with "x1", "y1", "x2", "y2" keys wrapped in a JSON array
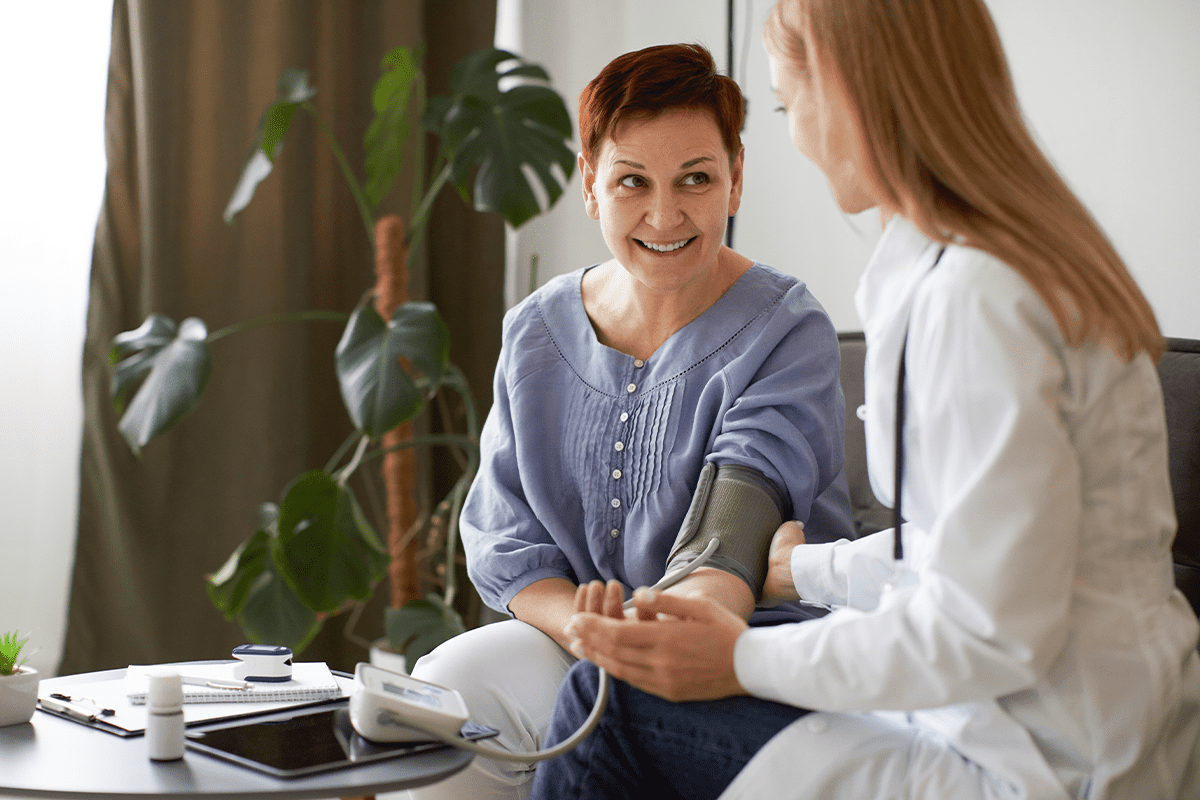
[
  {"x1": 507, "y1": 577, "x2": 580, "y2": 650},
  {"x1": 664, "y1": 567, "x2": 755, "y2": 620}
]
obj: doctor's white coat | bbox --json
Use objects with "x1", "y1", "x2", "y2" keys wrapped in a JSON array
[{"x1": 723, "y1": 218, "x2": 1200, "y2": 799}]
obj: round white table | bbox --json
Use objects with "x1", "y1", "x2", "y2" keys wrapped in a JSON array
[{"x1": 0, "y1": 667, "x2": 472, "y2": 799}]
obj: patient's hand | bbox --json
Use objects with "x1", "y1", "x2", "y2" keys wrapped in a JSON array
[
  {"x1": 760, "y1": 521, "x2": 805, "y2": 606},
  {"x1": 566, "y1": 589, "x2": 749, "y2": 702},
  {"x1": 575, "y1": 579, "x2": 630, "y2": 620}
]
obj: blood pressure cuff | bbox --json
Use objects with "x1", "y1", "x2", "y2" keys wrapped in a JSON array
[{"x1": 665, "y1": 462, "x2": 788, "y2": 600}]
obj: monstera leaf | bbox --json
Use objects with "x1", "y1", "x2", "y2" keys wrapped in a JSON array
[
  {"x1": 110, "y1": 314, "x2": 211, "y2": 455},
  {"x1": 271, "y1": 470, "x2": 388, "y2": 614},
  {"x1": 424, "y1": 47, "x2": 575, "y2": 228},
  {"x1": 206, "y1": 504, "x2": 322, "y2": 653},
  {"x1": 363, "y1": 46, "x2": 422, "y2": 210},
  {"x1": 334, "y1": 300, "x2": 449, "y2": 437},
  {"x1": 224, "y1": 69, "x2": 317, "y2": 222}
]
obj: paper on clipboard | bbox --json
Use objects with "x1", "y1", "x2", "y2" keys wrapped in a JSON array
[
  {"x1": 38, "y1": 669, "x2": 352, "y2": 736},
  {"x1": 125, "y1": 662, "x2": 341, "y2": 704}
]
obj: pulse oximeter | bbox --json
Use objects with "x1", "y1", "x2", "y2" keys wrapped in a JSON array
[
  {"x1": 349, "y1": 662, "x2": 469, "y2": 743},
  {"x1": 231, "y1": 644, "x2": 293, "y2": 682}
]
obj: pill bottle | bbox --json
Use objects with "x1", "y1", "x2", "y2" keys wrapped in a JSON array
[{"x1": 146, "y1": 669, "x2": 185, "y2": 761}]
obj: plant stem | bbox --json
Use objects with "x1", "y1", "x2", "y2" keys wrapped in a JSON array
[
  {"x1": 358, "y1": 432, "x2": 477, "y2": 466},
  {"x1": 406, "y1": 156, "x2": 451, "y2": 274},
  {"x1": 305, "y1": 102, "x2": 377, "y2": 248},
  {"x1": 205, "y1": 310, "x2": 349, "y2": 344},
  {"x1": 323, "y1": 430, "x2": 365, "y2": 474},
  {"x1": 442, "y1": 365, "x2": 480, "y2": 437},
  {"x1": 428, "y1": 364, "x2": 482, "y2": 608},
  {"x1": 336, "y1": 435, "x2": 372, "y2": 486}
]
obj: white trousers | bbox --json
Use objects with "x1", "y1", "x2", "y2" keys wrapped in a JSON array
[
  {"x1": 402, "y1": 619, "x2": 574, "y2": 800},
  {"x1": 718, "y1": 711, "x2": 1016, "y2": 800}
]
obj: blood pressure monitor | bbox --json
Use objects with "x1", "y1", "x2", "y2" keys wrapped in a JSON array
[{"x1": 349, "y1": 662, "x2": 470, "y2": 743}]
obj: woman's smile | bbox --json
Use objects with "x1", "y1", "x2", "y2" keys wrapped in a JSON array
[
  {"x1": 637, "y1": 236, "x2": 697, "y2": 253},
  {"x1": 580, "y1": 107, "x2": 745, "y2": 297}
]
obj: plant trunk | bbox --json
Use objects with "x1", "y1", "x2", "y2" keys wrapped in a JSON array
[{"x1": 374, "y1": 215, "x2": 420, "y2": 609}]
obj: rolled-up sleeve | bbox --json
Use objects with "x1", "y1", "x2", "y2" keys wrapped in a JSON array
[{"x1": 460, "y1": 336, "x2": 575, "y2": 614}]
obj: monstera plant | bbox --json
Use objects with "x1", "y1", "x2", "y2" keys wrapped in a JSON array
[{"x1": 108, "y1": 46, "x2": 574, "y2": 663}]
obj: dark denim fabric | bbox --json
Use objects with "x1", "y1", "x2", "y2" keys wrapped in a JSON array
[{"x1": 530, "y1": 660, "x2": 810, "y2": 800}]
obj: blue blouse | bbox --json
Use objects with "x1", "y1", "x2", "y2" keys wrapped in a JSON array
[{"x1": 461, "y1": 263, "x2": 854, "y2": 624}]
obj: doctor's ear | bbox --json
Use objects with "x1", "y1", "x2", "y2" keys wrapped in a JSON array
[{"x1": 579, "y1": 152, "x2": 600, "y2": 220}]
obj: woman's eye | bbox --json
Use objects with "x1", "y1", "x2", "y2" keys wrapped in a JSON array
[
  {"x1": 681, "y1": 173, "x2": 710, "y2": 186},
  {"x1": 619, "y1": 175, "x2": 645, "y2": 188},
  {"x1": 774, "y1": 105, "x2": 787, "y2": 114}
]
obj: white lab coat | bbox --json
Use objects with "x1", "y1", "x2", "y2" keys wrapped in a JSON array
[{"x1": 724, "y1": 218, "x2": 1200, "y2": 799}]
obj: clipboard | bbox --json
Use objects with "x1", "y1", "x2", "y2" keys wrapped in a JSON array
[{"x1": 37, "y1": 665, "x2": 353, "y2": 737}]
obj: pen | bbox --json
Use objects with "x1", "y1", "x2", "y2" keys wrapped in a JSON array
[
  {"x1": 180, "y1": 676, "x2": 252, "y2": 690},
  {"x1": 41, "y1": 696, "x2": 103, "y2": 722}
]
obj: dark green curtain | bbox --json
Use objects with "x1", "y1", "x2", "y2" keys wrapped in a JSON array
[{"x1": 62, "y1": 0, "x2": 503, "y2": 675}]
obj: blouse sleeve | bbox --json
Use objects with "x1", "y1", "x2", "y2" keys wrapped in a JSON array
[
  {"x1": 459, "y1": 335, "x2": 575, "y2": 614},
  {"x1": 733, "y1": 268, "x2": 1083, "y2": 712},
  {"x1": 708, "y1": 285, "x2": 853, "y2": 545}
]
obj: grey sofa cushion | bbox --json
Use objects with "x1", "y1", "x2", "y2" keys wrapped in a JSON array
[{"x1": 1160, "y1": 338, "x2": 1200, "y2": 614}]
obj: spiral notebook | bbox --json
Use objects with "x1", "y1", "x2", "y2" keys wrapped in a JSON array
[{"x1": 125, "y1": 662, "x2": 342, "y2": 704}]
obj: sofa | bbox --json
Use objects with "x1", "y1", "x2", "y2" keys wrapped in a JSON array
[{"x1": 836, "y1": 332, "x2": 1200, "y2": 620}]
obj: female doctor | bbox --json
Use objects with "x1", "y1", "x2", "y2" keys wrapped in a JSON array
[{"x1": 529, "y1": 0, "x2": 1200, "y2": 798}]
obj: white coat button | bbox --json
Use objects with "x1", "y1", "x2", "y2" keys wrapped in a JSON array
[
  {"x1": 610, "y1": 529, "x2": 620, "y2": 538},
  {"x1": 611, "y1": 498, "x2": 621, "y2": 508},
  {"x1": 620, "y1": 412, "x2": 629, "y2": 422},
  {"x1": 856, "y1": 404, "x2": 868, "y2": 421},
  {"x1": 634, "y1": 359, "x2": 645, "y2": 368},
  {"x1": 806, "y1": 715, "x2": 828, "y2": 734},
  {"x1": 614, "y1": 441, "x2": 624, "y2": 452},
  {"x1": 612, "y1": 469, "x2": 622, "y2": 480},
  {"x1": 626, "y1": 383, "x2": 637, "y2": 393}
]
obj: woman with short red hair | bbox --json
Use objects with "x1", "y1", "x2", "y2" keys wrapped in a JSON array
[{"x1": 405, "y1": 42, "x2": 853, "y2": 799}]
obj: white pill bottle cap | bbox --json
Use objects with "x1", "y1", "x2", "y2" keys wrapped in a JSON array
[{"x1": 147, "y1": 669, "x2": 184, "y2": 710}]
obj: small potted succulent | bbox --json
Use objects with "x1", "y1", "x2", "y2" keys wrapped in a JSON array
[{"x1": 0, "y1": 632, "x2": 38, "y2": 726}]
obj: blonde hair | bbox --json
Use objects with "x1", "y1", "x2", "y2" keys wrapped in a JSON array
[{"x1": 766, "y1": 0, "x2": 1163, "y2": 360}]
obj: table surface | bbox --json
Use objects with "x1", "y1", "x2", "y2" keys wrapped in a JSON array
[{"x1": 0, "y1": 667, "x2": 472, "y2": 799}]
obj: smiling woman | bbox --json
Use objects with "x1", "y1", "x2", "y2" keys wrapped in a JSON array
[{"x1": 402, "y1": 42, "x2": 855, "y2": 800}]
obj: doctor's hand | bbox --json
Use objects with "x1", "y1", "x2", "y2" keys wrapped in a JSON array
[
  {"x1": 565, "y1": 588, "x2": 749, "y2": 702},
  {"x1": 760, "y1": 521, "x2": 804, "y2": 607}
]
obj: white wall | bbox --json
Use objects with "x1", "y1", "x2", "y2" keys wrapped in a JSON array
[
  {"x1": 501, "y1": 0, "x2": 1200, "y2": 339},
  {"x1": 0, "y1": 1, "x2": 112, "y2": 676}
]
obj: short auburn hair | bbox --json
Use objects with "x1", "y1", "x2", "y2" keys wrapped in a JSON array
[{"x1": 578, "y1": 43, "x2": 745, "y2": 167}]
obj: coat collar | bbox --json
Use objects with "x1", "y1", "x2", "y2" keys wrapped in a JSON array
[{"x1": 855, "y1": 217, "x2": 946, "y2": 508}]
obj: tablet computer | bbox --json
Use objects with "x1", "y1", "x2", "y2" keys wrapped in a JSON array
[{"x1": 185, "y1": 701, "x2": 497, "y2": 778}]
